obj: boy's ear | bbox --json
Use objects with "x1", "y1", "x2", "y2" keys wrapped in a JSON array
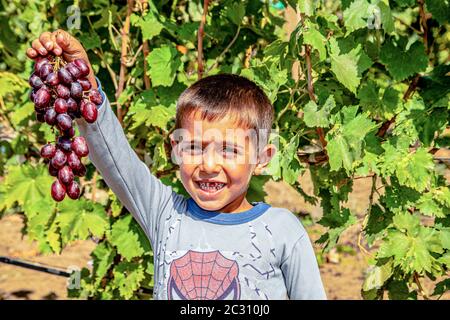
[
  {"x1": 169, "y1": 133, "x2": 177, "y2": 148},
  {"x1": 254, "y1": 144, "x2": 277, "y2": 176},
  {"x1": 169, "y1": 133, "x2": 182, "y2": 165}
]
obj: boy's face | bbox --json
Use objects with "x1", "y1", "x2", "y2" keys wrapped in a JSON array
[{"x1": 170, "y1": 111, "x2": 276, "y2": 213}]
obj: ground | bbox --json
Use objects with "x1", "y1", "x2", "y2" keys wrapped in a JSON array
[{"x1": 1, "y1": 167, "x2": 448, "y2": 300}]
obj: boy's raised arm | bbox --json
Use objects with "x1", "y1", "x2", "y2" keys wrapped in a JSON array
[
  {"x1": 26, "y1": 30, "x2": 184, "y2": 245},
  {"x1": 76, "y1": 93, "x2": 184, "y2": 244}
]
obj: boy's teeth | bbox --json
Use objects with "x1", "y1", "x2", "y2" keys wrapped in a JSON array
[{"x1": 199, "y1": 182, "x2": 225, "y2": 191}]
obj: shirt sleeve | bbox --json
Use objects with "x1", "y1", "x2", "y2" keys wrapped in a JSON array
[
  {"x1": 280, "y1": 233, "x2": 327, "y2": 300},
  {"x1": 75, "y1": 79, "x2": 186, "y2": 246}
]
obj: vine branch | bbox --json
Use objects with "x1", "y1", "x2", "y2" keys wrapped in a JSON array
[
  {"x1": 140, "y1": 0, "x2": 151, "y2": 89},
  {"x1": 197, "y1": 0, "x2": 210, "y2": 79},
  {"x1": 116, "y1": 0, "x2": 134, "y2": 125},
  {"x1": 206, "y1": 25, "x2": 241, "y2": 73}
]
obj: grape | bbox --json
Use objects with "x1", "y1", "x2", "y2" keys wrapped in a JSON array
[
  {"x1": 78, "y1": 78, "x2": 92, "y2": 91},
  {"x1": 89, "y1": 89, "x2": 103, "y2": 105},
  {"x1": 29, "y1": 73, "x2": 44, "y2": 89},
  {"x1": 41, "y1": 143, "x2": 56, "y2": 158},
  {"x1": 62, "y1": 127, "x2": 76, "y2": 138},
  {"x1": 58, "y1": 166, "x2": 74, "y2": 185},
  {"x1": 34, "y1": 57, "x2": 49, "y2": 73},
  {"x1": 54, "y1": 98, "x2": 68, "y2": 114},
  {"x1": 36, "y1": 112, "x2": 45, "y2": 123},
  {"x1": 56, "y1": 84, "x2": 70, "y2": 99},
  {"x1": 48, "y1": 163, "x2": 59, "y2": 177},
  {"x1": 67, "y1": 151, "x2": 82, "y2": 170},
  {"x1": 71, "y1": 136, "x2": 89, "y2": 157},
  {"x1": 73, "y1": 59, "x2": 90, "y2": 77},
  {"x1": 66, "y1": 62, "x2": 82, "y2": 79},
  {"x1": 66, "y1": 181, "x2": 81, "y2": 200},
  {"x1": 56, "y1": 113, "x2": 73, "y2": 131},
  {"x1": 45, "y1": 72, "x2": 59, "y2": 86},
  {"x1": 57, "y1": 136, "x2": 72, "y2": 153},
  {"x1": 34, "y1": 105, "x2": 45, "y2": 113},
  {"x1": 39, "y1": 63, "x2": 53, "y2": 79},
  {"x1": 70, "y1": 82, "x2": 83, "y2": 100},
  {"x1": 34, "y1": 87, "x2": 51, "y2": 109},
  {"x1": 81, "y1": 101, "x2": 98, "y2": 123},
  {"x1": 68, "y1": 110, "x2": 81, "y2": 120},
  {"x1": 66, "y1": 98, "x2": 78, "y2": 113},
  {"x1": 51, "y1": 149, "x2": 67, "y2": 169},
  {"x1": 44, "y1": 108, "x2": 57, "y2": 126},
  {"x1": 51, "y1": 180, "x2": 66, "y2": 202},
  {"x1": 29, "y1": 89, "x2": 37, "y2": 102},
  {"x1": 58, "y1": 67, "x2": 73, "y2": 85},
  {"x1": 73, "y1": 163, "x2": 86, "y2": 177}
]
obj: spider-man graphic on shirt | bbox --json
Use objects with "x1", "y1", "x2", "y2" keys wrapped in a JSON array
[{"x1": 167, "y1": 250, "x2": 241, "y2": 300}]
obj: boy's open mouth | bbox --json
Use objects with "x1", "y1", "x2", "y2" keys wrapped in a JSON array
[{"x1": 195, "y1": 181, "x2": 226, "y2": 194}]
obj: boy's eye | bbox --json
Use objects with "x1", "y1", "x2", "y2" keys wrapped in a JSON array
[
  {"x1": 182, "y1": 144, "x2": 202, "y2": 154},
  {"x1": 223, "y1": 147, "x2": 240, "y2": 155}
]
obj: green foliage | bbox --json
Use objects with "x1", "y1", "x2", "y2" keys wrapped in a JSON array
[{"x1": 0, "y1": 0, "x2": 448, "y2": 300}]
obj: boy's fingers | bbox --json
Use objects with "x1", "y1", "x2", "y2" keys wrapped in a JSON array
[
  {"x1": 26, "y1": 48, "x2": 38, "y2": 59},
  {"x1": 50, "y1": 32, "x2": 62, "y2": 55},
  {"x1": 39, "y1": 32, "x2": 54, "y2": 51},
  {"x1": 55, "y1": 29, "x2": 72, "y2": 51},
  {"x1": 32, "y1": 39, "x2": 47, "y2": 56}
]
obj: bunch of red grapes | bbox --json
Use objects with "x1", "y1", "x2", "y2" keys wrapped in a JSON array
[{"x1": 29, "y1": 55, "x2": 102, "y2": 202}]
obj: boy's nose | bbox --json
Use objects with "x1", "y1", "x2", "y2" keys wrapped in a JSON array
[{"x1": 200, "y1": 146, "x2": 222, "y2": 173}]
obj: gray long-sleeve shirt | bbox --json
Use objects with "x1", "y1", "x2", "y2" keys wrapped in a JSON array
[{"x1": 75, "y1": 84, "x2": 326, "y2": 300}]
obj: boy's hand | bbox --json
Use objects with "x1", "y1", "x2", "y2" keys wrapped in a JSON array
[{"x1": 26, "y1": 29, "x2": 97, "y2": 89}]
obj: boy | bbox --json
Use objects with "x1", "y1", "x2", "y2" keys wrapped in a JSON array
[{"x1": 27, "y1": 30, "x2": 326, "y2": 300}]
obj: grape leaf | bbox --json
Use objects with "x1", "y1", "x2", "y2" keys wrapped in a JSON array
[
  {"x1": 110, "y1": 214, "x2": 150, "y2": 261},
  {"x1": 378, "y1": 1, "x2": 395, "y2": 34},
  {"x1": 362, "y1": 261, "x2": 393, "y2": 292},
  {"x1": 56, "y1": 198, "x2": 108, "y2": 243},
  {"x1": 425, "y1": 0, "x2": 450, "y2": 25},
  {"x1": 395, "y1": 148, "x2": 434, "y2": 192},
  {"x1": 298, "y1": 0, "x2": 317, "y2": 16},
  {"x1": 379, "y1": 227, "x2": 441, "y2": 274},
  {"x1": 79, "y1": 32, "x2": 101, "y2": 50},
  {"x1": 223, "y1": 2, "x2": 245, "y2": 25},
  {"x1": 132, "y1": 11, "x2": 164, "y2": 41},
  {"x1": 0, "y1": 72, "x2": 28, "y2": 97},
  {"x1": 91, "y1": 242, "x2": 116, "y2": 283},
  {"x1": 303, "y1": 95, "x2": 335, "y2": 128},
  {"x1": 327, "y1": 134, "x2": 353, "y2": 172},
  {"x1": 328, "y1": 37, "x2": 361, "y2": 93},
  {"x1": 130, "y1": 104, "x2": 176, "y2": 130},
  {"x1": 358, "y1": 81, "x2": 400, "y2": 120},
  {"x1": 304, "y1": 20, "x2": 327, "y2": 61},
  {"x1": 380, "y1": 37, "x2": 428, "y2": 81},
  {"x1": 343, "y1": 0, "x2": 370, "y2": 34},
  {"x1": 327, "y1": 111, "x2": 378, "y2": 172},
  {"x1": 147, "y1": 45, "x2": 181, "y2": 87},
  {"x1": 10, "y1": 102, "x2": 34, "y2": 126},
  {"x1": 0, "y1": 164, "x2": 53, "y2": 211},
  {"x1": 112, "y1": 261, "x2": 146, "y2": 299},
  {"x1": 393, "y1": 212, "x2": 420, "y2": 236}
]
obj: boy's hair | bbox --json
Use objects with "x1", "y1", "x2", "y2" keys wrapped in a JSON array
[{"x1": 175, "y1": 74, "x2": 274, "y2": 147}]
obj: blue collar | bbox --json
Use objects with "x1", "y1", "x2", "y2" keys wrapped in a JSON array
[{"x1": 187, "y1": 198, "x2": 271, "y2": 225}]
